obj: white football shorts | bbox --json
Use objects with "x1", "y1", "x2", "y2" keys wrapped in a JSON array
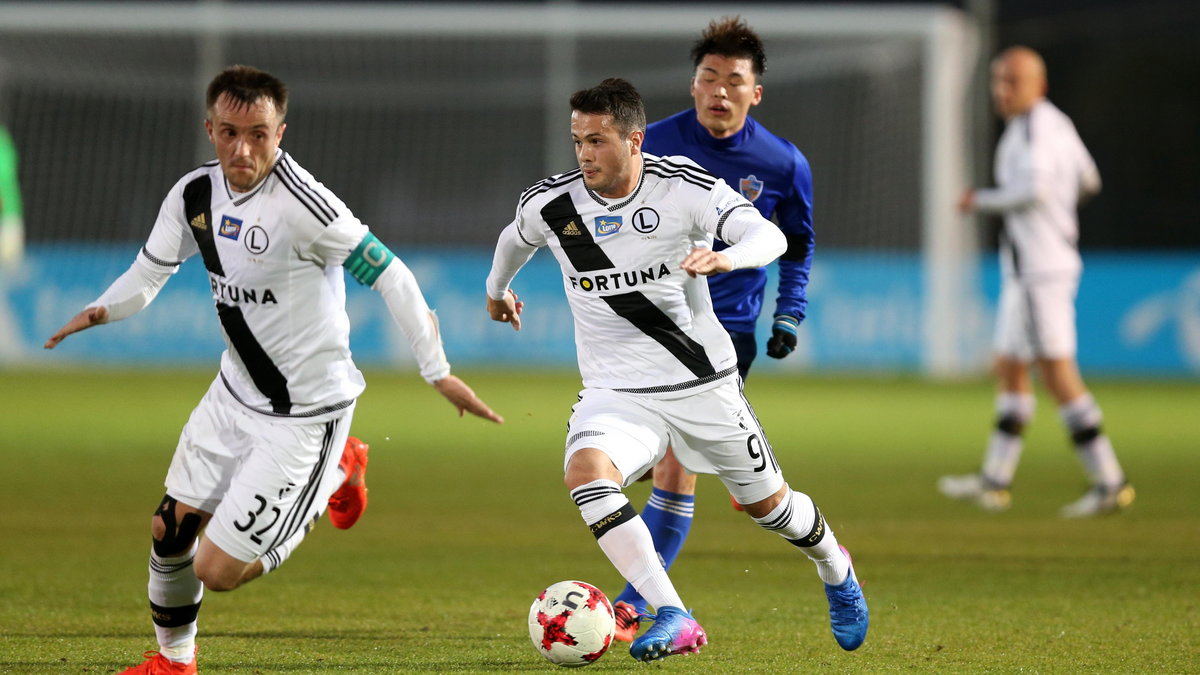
[
  {"x1": 994, "y1": 273, "x2": 1079, "y2": 360},
  {"x1": 165, "y1": 378, "x2": 354, "y2": 562},
  {"x1": 564, "y1": 378, "x2": 785, "y2": 506}
]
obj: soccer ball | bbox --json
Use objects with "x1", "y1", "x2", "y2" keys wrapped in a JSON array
[{"x1": 528, "y1": 580, "x2": 616, "y2": 667}]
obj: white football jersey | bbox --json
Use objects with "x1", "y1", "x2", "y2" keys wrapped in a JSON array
[
  {"x1": 499, "y1": 153, "x2": 783, "y2": 393},
  {"x1": 138, "y1": 150, "x2": 370, "y2": 418},
  {"x1": 974, "y1": 99, "x2": 1101, "y2": 278}
]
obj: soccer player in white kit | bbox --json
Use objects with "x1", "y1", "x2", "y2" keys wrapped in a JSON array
[
  {"x1": 486, "y1": 78, "x2": 867, "y2": 661},
  {"x1": 938, "y1": 47, "x2": 1134, "y2": 518},
  {"x1": 44, "y1": 65, "x2": 503, "y2": 674}
]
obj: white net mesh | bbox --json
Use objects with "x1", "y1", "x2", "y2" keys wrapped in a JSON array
[{"x1": 0, "y1": 6, "x2": 930, "y2": 251}]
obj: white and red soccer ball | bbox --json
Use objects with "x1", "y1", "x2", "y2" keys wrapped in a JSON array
[{"x1": 528, "y1": 580, "x2": 616, "y2": 667}]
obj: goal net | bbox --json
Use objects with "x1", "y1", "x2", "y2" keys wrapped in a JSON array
[{"x1": 0, "y1": 2, "x2": 983, "y2": 375}]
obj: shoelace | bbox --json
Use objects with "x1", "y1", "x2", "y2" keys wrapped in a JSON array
[
  {"x1": 640, "y1": 607, "x2": 697, "y2": 623},
  {"x1": 615, "y1": 605, "x2": 643, "y2": 623},
  {"x1": 827, "y1": 583, "x2": 864, "y2": 619}
]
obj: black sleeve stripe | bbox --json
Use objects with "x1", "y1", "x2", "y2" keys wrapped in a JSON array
[
  {"x1": 277, "y1": 159, "x2": 336, "y2": 222},
  {"x1": 280, "y1": 155, "x2": 337, "y2": 218},
  {"x1": 645, "y1": 166, "x2": 715, "y2": 191},
  {"x1": 274, "y1": 167, "x2": 334, "y2": 226},
  {"x1": 274, "y1": 170, "x2": 330, "y2": 226},
  {"x1": 651, "y1": 155, "x2": 716, "y2": 177},
  {"x1": 648, "y1": 156, "x2": 717, "y2": 183},
  {"x1": 140, "y1": 247, "x2": 181, "y2": 267},
  {"x1": 715, "y1": 203, "x2": 756, "y2": 241},
  {"x1": 275, "y1": 157, "x2": 336, "y2": 224},
  {"x1": 519, "y1": 170, "x2": 582, "y2": 203},
  {"x1": 519, "y1": 170, "x2": 583, "y2": 210},
  {"x1": 515, "y1": 224, "x2": 536, "y2": 247}
]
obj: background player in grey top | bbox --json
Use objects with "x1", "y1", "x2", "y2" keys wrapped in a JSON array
[
  {"x1": 938, "y1": 47, "x2": 1133, "y2": 518},
  {"x1": 45, "y1": 65, "x2": 502, "y2": 674}
]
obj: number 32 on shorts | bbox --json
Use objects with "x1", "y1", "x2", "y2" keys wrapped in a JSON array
[
  {"x1": 232, "y1": 483, "x2": 293, "y2": 545},
  {"x1": 233, "y1": 495, "x2": 281, "y2": 545}
]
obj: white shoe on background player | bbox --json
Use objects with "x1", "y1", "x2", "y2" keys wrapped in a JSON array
[
  {"x1": 937, "y1": 473, "x2": 1012, "y2": 512},
  {"x1": 1060, "y1": 482, "x2": 1135, "y2": 518}
]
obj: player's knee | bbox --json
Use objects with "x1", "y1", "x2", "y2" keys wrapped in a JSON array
[
  {"x1": 995, "y1": 414, "x2": 1027, "y2": 437},
  {"x1": 1070, "y1": 425, "x2": 1101, "y2": 445},
  {"x1": 564, "y1": 448, "x2": 618, "y2": 490},
  {"x1": 741, "y1": 485, "x2": 788, "y2": 520},
  {"x1": 151, "y1": 494, "x2": 203, "y2": 557}
]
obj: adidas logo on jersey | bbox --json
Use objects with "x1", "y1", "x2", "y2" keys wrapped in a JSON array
[
  {"x1": 562, "y1": 220, "x2": 582, "y2": 236},
  {"x1": 568, "y1": 262, "x2": 672, "y2": 293},
  {"x1": 190, "y1": 213, "x2": 208, "y2": 230}
]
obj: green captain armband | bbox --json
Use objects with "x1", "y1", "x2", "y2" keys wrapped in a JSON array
[{"x1": 345, "y1": 233, "x2": 395, "y2": 286}]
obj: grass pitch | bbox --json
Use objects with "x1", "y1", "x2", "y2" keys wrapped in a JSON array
[{"x1": 1, "y1": 368, "x2": 1198, "y2": 673}]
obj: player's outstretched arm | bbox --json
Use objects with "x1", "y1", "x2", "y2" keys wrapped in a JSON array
[
  {"x1": 43, "y1": 305, "x2": 109, "y2": 349},
  {"x1": 433, "y1": 374, "x2": 504, "y2": 423},
  {"x1": 486, "y1": 289, "x2": 524, "y2": 331}
]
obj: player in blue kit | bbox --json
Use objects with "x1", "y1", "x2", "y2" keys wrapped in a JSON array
[{"x1": 609, "y1": 17, "x2": 815, "y2": 641}]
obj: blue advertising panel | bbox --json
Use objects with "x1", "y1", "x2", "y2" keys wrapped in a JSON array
[{"x1": 3, "y1": 245, "x2": 1198, "y2": 377}]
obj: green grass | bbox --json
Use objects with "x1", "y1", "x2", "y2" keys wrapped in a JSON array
[{"x1": 2, "y1": 369, "x2": 1198, "y2": 673}]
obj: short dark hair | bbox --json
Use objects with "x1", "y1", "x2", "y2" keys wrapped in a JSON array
[
  {"x1": 569, "y1": 78, "x2": 646, "y2": 138},
  {"x1": 206, "y1": 65, "x2": 288, "y2": 120},
  {"x1": 690, "y1": 16, "x2": 766, "y2": 77}
]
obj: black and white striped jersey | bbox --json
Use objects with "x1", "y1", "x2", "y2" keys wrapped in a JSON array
[
  {"x1": 136, "y1": 150, "x2": 370, "y2": 418},
  {"x1": 491, "y1": 153, "x2": 786, "y2": 393}
]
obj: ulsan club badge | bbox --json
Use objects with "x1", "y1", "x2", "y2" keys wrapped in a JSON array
[
  {"x1": 739, "y1": 175, "x2": 764, "y2": 203},
  {"x1": 594, "y1": 216, "x2": 622, "y2": 238},
  {"x1": 218, "y1": 215, "x2": 243, "y2": 240}
]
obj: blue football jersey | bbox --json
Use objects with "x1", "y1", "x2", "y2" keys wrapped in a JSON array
[{"x1": 644, "y1": 109, "x2": 813, "y2": 333}]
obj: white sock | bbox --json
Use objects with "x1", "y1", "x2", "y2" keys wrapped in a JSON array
[
  {"x1": 981, "y1": 392, "x2": 1034, "y2": 487},
  {"x1": 753, "y1": 490, "x2": 849, "y2": 585},
  {"x1": 571, "y1": 479, "x2": 684, "y2": 611},
  {"x1": 1060, "y1": 394, "x2": 1125, "y2": 487},
  {"x1": 148, "y1": 541, "x2": 201, "y2": 663}
]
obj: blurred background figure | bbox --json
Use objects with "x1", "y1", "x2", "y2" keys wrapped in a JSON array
[
  {"x1": 939, "y1": 46, "x2": 1134, "y2": 518},
  {"x1": 0, "y1": 122, "x2": 23, "y2": 266}
]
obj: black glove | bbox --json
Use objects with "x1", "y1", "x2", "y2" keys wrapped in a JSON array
[{"x1": 765, "y1": 314, "x2": 800, "y2": 359}]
